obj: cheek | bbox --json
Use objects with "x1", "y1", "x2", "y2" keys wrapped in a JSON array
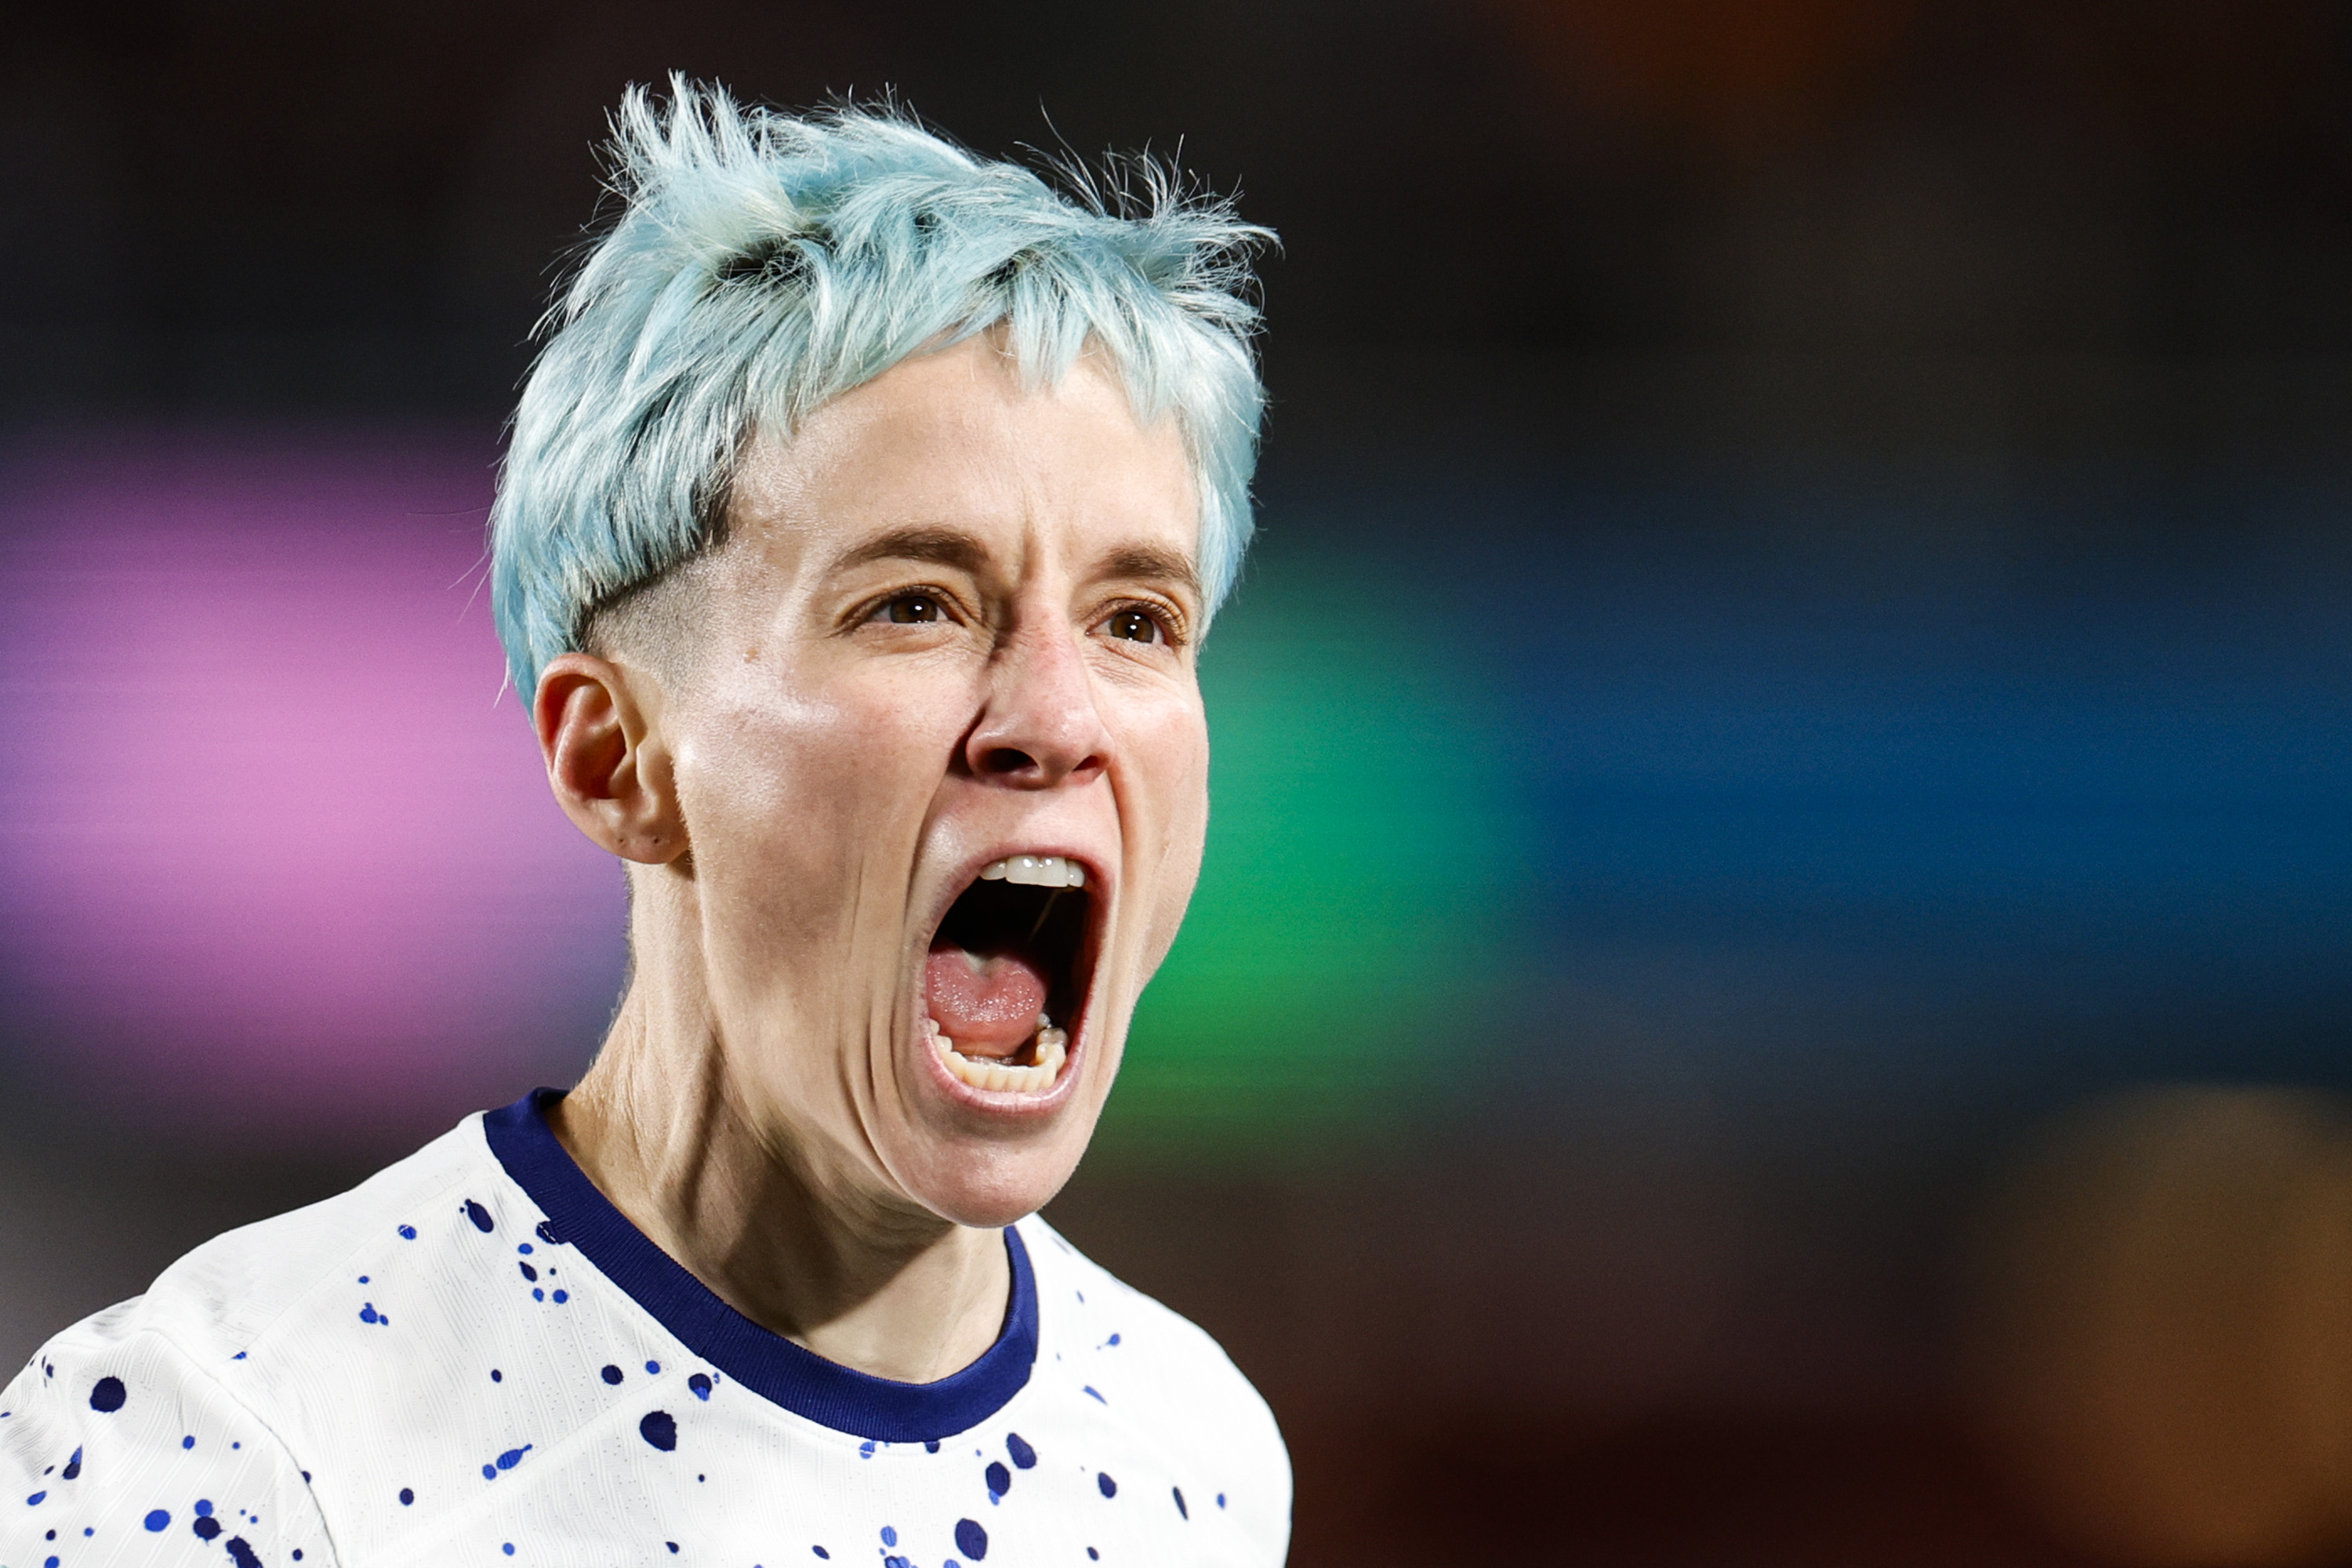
[
  {"x1": 676, "y1": 674, "x2": 967, "y2": 897},
  {"x1": 1124, "y1": 702, "x2": 1211, "y2": 965}
]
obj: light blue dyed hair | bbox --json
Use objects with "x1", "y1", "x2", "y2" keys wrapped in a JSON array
[{"x1": 489, "y1": 77, "x2": 1272, "y2": 695}]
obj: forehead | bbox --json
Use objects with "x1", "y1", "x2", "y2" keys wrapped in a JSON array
[{"x1": 724, "y1": 335, "x2": 1198, "y2": 579}]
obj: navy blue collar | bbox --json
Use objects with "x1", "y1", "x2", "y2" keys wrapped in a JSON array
[{"x1": 482, "y1": 1088, "x2": 1036, "y2": 1443}]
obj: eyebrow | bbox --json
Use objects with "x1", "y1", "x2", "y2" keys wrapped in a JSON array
[
  {"x1": 827, "y1": 525, "x2": 995, "y2": 579},
  {"x1": 829, "y1": 527, "x2": 1203, "y2": 601},
  {"x1": 1098, "y1": 544, "x2": 1202, "y2": 603}
]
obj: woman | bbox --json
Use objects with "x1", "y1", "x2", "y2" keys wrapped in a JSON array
[{"x1": 2, "y1": 78, "x2": 1287, "y2": 1567}]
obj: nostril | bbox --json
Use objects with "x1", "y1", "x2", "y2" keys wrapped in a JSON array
[{"x1": 981, "y1": 747, "x2": 1036, "y2": 775}]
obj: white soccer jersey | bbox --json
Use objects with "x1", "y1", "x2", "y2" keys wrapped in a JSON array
[{"x1": 0, "y1": 1092, "x2": 1289, "y2": 1568}]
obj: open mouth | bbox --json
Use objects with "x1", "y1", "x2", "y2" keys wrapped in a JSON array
[{"x1": 924, "y1": 855, "x2": 1092, "y2": 1095}]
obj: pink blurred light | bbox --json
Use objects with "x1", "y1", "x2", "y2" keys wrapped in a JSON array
[{"x1": 0, "y1": 430, "x2": 626, "y2": 1133}]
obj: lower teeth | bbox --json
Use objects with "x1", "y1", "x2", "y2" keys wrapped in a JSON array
[{"x1": 930, "y1": 1023, "x2": 1068, "y2": 1093}]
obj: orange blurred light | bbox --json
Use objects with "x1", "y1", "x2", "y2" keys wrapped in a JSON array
[
  {"x1": 1477, "y1": 0, "x2": 1917, "y2": 143},
  {"x1": 1964, "y1": 1087, "x2": 2352, "y2": 1566}
]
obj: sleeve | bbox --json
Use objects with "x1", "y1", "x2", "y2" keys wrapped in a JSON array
[
  {"x1": 0, "y1": 1310, "x2": 341, "y2": 1568},
  {"x1": 1227, "y1": 1375, "x2": 1290, "y2": 1568}
]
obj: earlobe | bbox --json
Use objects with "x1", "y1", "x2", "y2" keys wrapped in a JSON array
[{"x1": 534, "y1": 653, "x2": 688, "y2": 865}]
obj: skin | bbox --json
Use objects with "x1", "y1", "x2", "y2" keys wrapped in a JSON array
[{"x1": 531, "y1": 332, "x2": 1211, "y2": 1384}]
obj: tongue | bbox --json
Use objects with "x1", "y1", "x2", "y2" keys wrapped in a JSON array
[{"x1": 925, "y1": 946, "x2": 1048, "y2": 1059}]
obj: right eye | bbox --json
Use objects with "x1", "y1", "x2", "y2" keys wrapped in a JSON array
[{"x1": 880, "y1": 592, "x2": 946, "y2": 624}]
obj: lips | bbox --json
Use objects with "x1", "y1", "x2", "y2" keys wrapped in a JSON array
[{"x1": 920, "y1": 854, "x2": 1097, "y2": 1102}]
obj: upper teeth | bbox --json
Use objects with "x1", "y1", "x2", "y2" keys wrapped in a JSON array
[{"x1": 981, "y1": 855, "x2": 1086, "y2": 888}]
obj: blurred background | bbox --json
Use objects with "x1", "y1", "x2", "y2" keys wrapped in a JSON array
[{"x1": 6, "y1": 2, "x2": 2352, "y2": 1562}]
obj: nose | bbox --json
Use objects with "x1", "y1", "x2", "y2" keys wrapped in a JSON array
[{"x1": 962, "y1": 622, "x2": 1110, "y2": 789}]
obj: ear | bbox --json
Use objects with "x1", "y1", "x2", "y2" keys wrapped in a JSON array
[{"x1": 533, "y1": 652, "x2": 688, "y2": 865}]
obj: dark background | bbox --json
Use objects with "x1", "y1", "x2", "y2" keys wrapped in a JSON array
[{"x1": 7, "y1": 4, "x2": 2352, "y2": 1563}]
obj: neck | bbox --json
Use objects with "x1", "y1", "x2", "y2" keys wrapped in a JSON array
[{"x1": 547, "y1": 889, "x2": 1010, "y2": 1384}]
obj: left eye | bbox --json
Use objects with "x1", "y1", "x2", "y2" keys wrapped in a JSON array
[
  {"x1": 882, "y1": 593, "x2": 946, "y2": 624},
  {"x1": 1103, "y1": 609, "x2": 1162, "y2": 644}
]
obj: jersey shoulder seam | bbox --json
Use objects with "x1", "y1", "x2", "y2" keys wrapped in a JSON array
[
  {"x1": 173, "y1": 1127, "x2": 490, "y2": 1363},
  {"x1": 114, "y1": 1321, "x2": 351, "y2": 1568}
]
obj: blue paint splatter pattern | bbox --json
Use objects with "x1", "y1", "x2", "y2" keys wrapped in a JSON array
[{"x1": 0, "y1": 1131, "x2": 1289, "y2": 1568}]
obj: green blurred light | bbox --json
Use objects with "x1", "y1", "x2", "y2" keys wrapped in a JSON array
[{"x1": 1095, "y1": 561, "x2": 1531, "y2": 1160}]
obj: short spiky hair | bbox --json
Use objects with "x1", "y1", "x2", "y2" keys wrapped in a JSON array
[{"x1": 488, "y1": 77, "x2": 1272, "y2": 695}]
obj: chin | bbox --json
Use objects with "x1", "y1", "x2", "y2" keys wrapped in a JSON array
[{"x1": 887, "y1": 1116, "x2": 1102, "y2": 1229}]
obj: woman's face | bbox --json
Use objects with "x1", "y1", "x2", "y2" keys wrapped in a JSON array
[{"x1": 640, "y1": 334, "x2": 1210, "y2": 1226}]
